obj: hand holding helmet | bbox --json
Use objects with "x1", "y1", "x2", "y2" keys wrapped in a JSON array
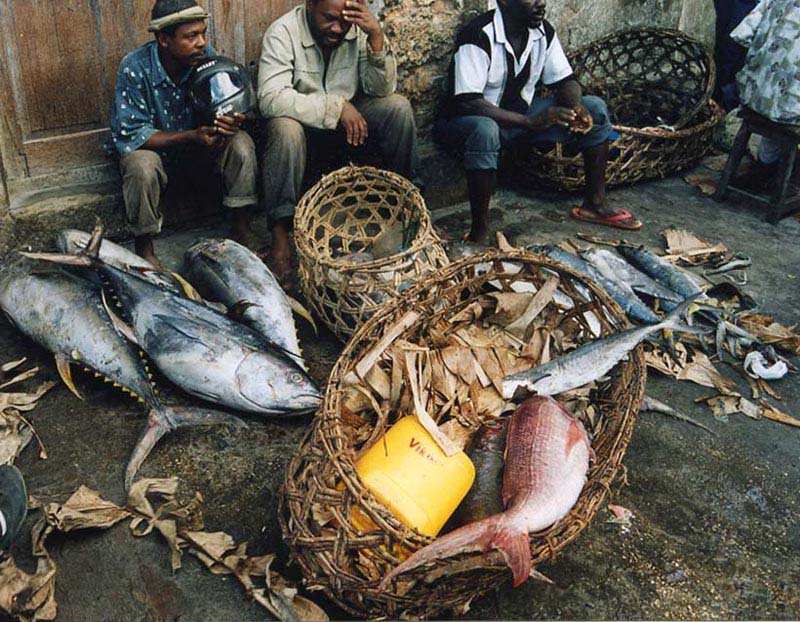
[{"x1": 187, "y1": 56, "x2": 257, "y2": 128}]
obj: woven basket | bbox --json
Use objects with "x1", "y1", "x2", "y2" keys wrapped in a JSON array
[
  {"x1": 510, "y1": 28, "x2": 723, "y2": 191},
  {"x1": 572, "y1": 28, "x2": 714, "y2": 130},
  {"x1": 280, "y1": 250, "x2": 646, "y2": 619},
  {"x1": 295, "y1": 165, "x2": 450, "y2": 342}
]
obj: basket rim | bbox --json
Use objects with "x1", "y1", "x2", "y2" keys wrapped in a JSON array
[
  {"x1": 612, "y1": 98, "x2": 724, "y2": 137},
  {"x1": 294, "y1": 164, "x2": 442, "y2": 273},
  {"x1": 568, "y1": 26, "x2": 717, "y2": 130},
  {"x1": 320, "y1": 248, "x2": 644, "y2": 547}
]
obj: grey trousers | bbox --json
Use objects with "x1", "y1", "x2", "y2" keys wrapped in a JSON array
[
  {"x1": 119, "y1": 131, "x2": 258, "y2": 236},
  {"x1": 261, "y1": 93, "x2": 419, "y2": 224}
]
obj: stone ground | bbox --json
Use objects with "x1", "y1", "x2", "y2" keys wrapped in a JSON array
[{"x1": 2, "y1": 164, "x2": 799, "y2": 622}]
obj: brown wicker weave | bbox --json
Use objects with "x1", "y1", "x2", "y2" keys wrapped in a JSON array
[
  {"x1": 513, "y1": 100, "x2": 724, "y2": 192},
  {"x1": 572, "y1": 28, "x2": 714, "y2": 130},
  {"x1": 294, "y1": 165, "x2": 450, "y2": 342},
  {"x1": 510, "y1": 28, "x2": 723, "y2": 192},
  {"x1": 281, "y1": 250, "x2": 647, "y2": 619}
]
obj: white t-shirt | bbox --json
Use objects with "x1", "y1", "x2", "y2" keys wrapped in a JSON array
[{"x1": 445, "y1": 9, "x2": 573, "y2": 115}]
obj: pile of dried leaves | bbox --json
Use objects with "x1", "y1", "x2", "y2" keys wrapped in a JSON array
[
  {"x1": 0, "y1": 359, "x2": 56, "y2": 621},
  {"x1": 0, "y1": 358, "x2": 54, "y2": 465},
  {"x1": 661, "y1": 228, "x2": 728, "y2": 266},
  {"x1": 2, "y1": 478, "x2": 327, "y2": 622},
  {"x1": 341, "y1": 269, "x2": 609, "y2": 458}
]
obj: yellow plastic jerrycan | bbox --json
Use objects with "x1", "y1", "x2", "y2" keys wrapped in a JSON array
[{"x1": 354, "y1": 416, "x2": 475, "y2": 538}]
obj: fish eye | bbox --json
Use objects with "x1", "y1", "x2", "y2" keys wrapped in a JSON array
[{"x1": 290, "y1": 373, "x2": 304, "y2": 384}]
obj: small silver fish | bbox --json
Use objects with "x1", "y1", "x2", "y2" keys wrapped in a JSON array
[
  {"x1": 617, "y1": 245, "x2": 705, "y2": 299},
  {"x1": 502, "y1": 295, "x2": 705, "y2": 401},
  {"x1": 530, "y1": 245, "x2": 661, "y2": 324},
  {"x1": 579, "y1": 247, "x2": 683, "y2": 308}
]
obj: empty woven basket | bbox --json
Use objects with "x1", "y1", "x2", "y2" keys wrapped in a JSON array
[
  {"x1": 280, "y1": 250, "x2": 646, "y2": 619},
  {"x1": 509, "y1": 28, "x2": 723, "y2": 191},
  {"x1": 295, "y1": 165, "x2": 450, "y2": 342}
]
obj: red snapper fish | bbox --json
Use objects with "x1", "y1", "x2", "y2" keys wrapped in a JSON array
[{"x1": 379, "y1": 396, "x2": 593, "y2": 589}]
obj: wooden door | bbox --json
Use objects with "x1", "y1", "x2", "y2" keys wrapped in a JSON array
[{"x1": 0, "y1": 0, "x2": 297, "y2": 206}]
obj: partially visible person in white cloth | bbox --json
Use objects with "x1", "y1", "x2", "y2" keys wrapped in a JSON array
[{"x1": 731, "y1": 0, "x2": 800, "y2": 185}]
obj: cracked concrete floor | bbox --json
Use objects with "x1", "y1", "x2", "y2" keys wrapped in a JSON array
[{"x1": 2, "y1": 166, "x2": 799, "y2": 621}]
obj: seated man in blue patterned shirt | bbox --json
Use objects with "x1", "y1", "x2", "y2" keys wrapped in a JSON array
[{"x1": 109, "y1": 0, "x2": 258, "y2": 265}]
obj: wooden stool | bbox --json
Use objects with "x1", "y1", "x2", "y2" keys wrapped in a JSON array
[{"x1": 714, "y1": 107, "x2": 800, "y2": 223}]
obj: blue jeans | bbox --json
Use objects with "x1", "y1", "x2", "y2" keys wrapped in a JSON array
[{"x1": 434, "y1": 96, "x2": 613, "y2": 171}]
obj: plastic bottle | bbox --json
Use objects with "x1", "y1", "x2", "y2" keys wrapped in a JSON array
[{"x1": 354, "y1": 416, "x2": 476, "y2": 537}]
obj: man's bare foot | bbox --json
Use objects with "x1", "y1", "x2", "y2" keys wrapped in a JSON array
[{"x1": 141, "y1": 253, "x2": 166, "y2": 270}]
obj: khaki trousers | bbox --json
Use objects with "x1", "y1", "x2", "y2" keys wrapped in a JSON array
[
  {"x1": 260, "y1": 94, "x2": 419, "y2": 224},
  {"x1": 120, "y1": 131, "x2": 258, "y2": 236}
]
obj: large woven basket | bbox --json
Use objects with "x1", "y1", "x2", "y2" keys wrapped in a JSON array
[
  {"x1": 280, "y1": 250, "x2": 647, "y2": 619},
  {"x1": 295, "y1": 165, "x2": 450, "y2": 342},
  {"x1": 510, "y1": 28, "x2": 723, "y2": 191}
]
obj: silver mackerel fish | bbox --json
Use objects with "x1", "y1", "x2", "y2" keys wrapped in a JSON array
[
  {"x1": 502, "y1": 295, "x2": 704, "y2": 400},
  {"x1": 184, "y1": 238, "x2": 309, "y2": 370},
  {"x1": 0, "y1": 255, "x2": 241, "y2": 489}
]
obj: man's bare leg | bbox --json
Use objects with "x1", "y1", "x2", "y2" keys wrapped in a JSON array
[
  {"x1": 229, "y1": 209, "x2": 256, "y2": 248},
  {"x1": 268, "y1": 217, "x2": 294, "y2": 288},
  {"x1": 467, "y1": 169, "x2": 496, "y2": 243},
  {"x1": 135, "y1": 234, "x2": 163, "y2": 269}
]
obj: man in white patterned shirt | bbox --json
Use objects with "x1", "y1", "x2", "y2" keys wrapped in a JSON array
[{"x1": 436, "y1": 0, "x2": 641, "y2": 241}]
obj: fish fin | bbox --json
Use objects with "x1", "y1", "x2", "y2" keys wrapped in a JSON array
[
  {"x1": 169, "y1": 271, "x2": 204, "y2": 302},
  {"x1": 81, "y1": 223, "x2": 104, "y2": 258},
  {"x1": 19, "y1": 251, "x2": 93, "y2": 267},
  {"x1": 379, "y1": 516, "x2": 499, "y2": 591},
  {"x1": 490, "y1": 525, "x2": 531, "y2": 587},
  {"x1": 287, "y1": 296, "x2": 317, "y2": 334},
  {"x1": 55, "y1": 354, "x2": 83, "y2": 400},
  {"x1": 165, "y1": 406, "x2": 248, "y2": 431},
  {"x1": 125, "y1": 411, "x2": 170, "y2": 490},
  {"x1": 660, "y1": 293, "x2": 711, "y2": 336},
  {"x1": 565, "y1": 419, "x2": 588, "y2": 458},
  {"x1": 101, "y1": 288, "x2": 140, "y2": 345},
  {"x1": 124, "y1": 406, "x2": 246, "y2": 490},
  {"x1": 227, "y1": 299, "x2": 258, "y2": 322},
  {"x1": 505, "y1": 372, "x2": 551, "y2": 402}
]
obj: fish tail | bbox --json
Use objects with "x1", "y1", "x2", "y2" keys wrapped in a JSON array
[
  {"x1": 659, "y1": 293, "x2": 709, "y2": 336},
  {"x1": 19, "y1": 251, "x2": 94, "y2": 267},
  {"x1": 124, "y1": 406, "x2": 247, "y2": 491},
  {"x1": 124, "y1": 409, "x2": 171, "y2": 491},
  {"x1": 379, "y1": 513, "x2": 529, "y2": 590},
  {"x1": 490, "y1": 522, "x2": 532, "y2": 587},
  {"x1": 20, "y1": 224, "x2": 105, "y2": 266}
]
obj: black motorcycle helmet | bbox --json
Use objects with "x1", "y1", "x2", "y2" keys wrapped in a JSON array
[{"x1": 187, "y1": 56, "x2": 256, "y2": 124}]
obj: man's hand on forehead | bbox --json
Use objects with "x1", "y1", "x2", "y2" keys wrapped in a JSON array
[{"x1": 342, "y1": 0, "x2": 383, "y2": 47}]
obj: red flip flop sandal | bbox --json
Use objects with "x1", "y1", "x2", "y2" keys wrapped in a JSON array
[{"x1": 570, "y1": 207, "x2": 643, "y2": 230}]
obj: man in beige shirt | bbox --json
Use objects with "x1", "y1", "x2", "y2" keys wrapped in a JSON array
[{"x1": 258, "y1": 0, "x2": 419, "y2": 284}]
